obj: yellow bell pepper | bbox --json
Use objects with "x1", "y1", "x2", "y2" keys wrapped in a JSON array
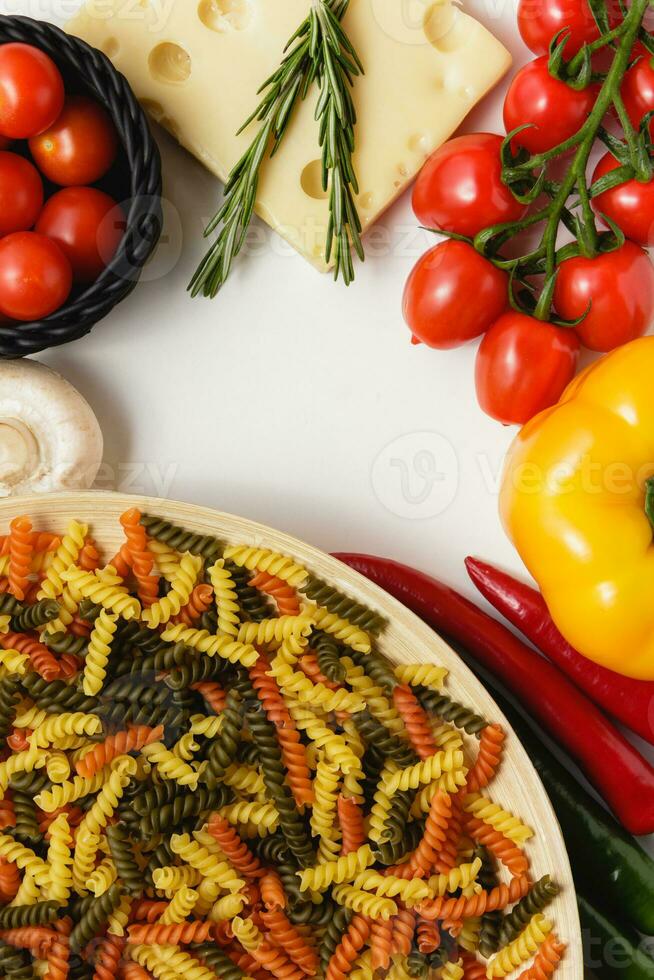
[{"x1": 500, "y1": 337, "x2": 654, "y2": 680}]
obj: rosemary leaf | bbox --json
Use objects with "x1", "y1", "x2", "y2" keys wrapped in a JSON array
[{"x1": 313, "y1": 0, "x2": 364, "y2": 285}]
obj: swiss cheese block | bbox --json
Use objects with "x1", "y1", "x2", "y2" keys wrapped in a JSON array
[{"x1": 67, "y1": 0, "x2": 511, "y2": 271}]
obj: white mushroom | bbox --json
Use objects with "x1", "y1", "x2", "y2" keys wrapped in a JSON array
[{"x1": 0, "y1": 360, "x2": 103, "y2": 496}]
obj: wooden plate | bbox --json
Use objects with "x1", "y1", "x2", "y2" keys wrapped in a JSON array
[{"x1": 0, "y1": 490, "x2": 583, "y2": 977}]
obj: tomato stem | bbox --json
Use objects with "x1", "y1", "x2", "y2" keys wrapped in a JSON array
[
  {"x1": 490, "y1": 0, "x2": 650, "y2": 317},
  {"x1": 533, "y1": 271, "x2": 558, "y2": 319},
  {"x1": 567, "y1": 24, "x2": 623, "y2": 74},
  {"x1": 612, "y1": 89, "x2": 654, "y2": 181}
]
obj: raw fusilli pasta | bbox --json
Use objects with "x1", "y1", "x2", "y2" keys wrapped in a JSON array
[{"x1": 0, "y1": 509, "x2": 564, "y2": 980}]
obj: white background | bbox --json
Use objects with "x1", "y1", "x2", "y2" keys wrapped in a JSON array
[
  {"x1": 7, "y1": 0, "x2": 529, "y2": 592},
  {"x1": 3, "y1": 0, "x2": 654, "y2": 873}
]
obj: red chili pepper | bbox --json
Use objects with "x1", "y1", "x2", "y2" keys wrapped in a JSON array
[
  {"x1": 465, "y1": 557, "x2": 654, "y2": 747},
  {"x1": 333, "y1": 552, "x2": 654, "y2": 837}
]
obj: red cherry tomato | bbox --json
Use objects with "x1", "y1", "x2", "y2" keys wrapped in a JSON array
[
  {"x1": 402, "y1": 240, "x2": 508, "y2": 349},
  {"x1": 0, "y1": 232, "x2": 72, "y2": 321},
  {"x1": 553, "y1": 241, "x2": 654, "y2": 351},
  {"x1": 36, "y1": 187, "x2": 124, "y2": 284},
  {"x1": 0, "y1": 152, "x2": 44, "y2": 236},
  {"x1": 591, "y1": 152, "x2": 654, "y2": 246},
  {"x1": 0, "y1": 43, "x2": 64, "y2": 140},
  {"x1": 503, "y1": 57, "x2": 595, "y2": 154},
  {"x1": 622, "y1": 54, "x2": 654, "y2": 137},
  {"x1": 475, "y1": 312, "x2": 580, "y2": 424},
  {"x1": 412, "y1": 134, "x2": 527, "y2": 239},
  {"x1": 517, "y1": 0, "x2": 604, "y2": 55},
  {"x1": 29, "y1": 96, "x2": 118, "y2": 186}
]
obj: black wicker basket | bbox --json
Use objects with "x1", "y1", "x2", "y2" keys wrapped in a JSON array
[{"x1": 0, "y1": 15, "x2": 163, "y2": 358}]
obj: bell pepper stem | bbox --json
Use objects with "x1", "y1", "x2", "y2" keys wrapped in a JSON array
[{"x1": 645, "y1": 476, "x2": 654, "y2": 531}]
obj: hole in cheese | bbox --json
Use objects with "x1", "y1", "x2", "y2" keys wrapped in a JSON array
[
  {"x1": 140, "y1": 97, "x2": 165, "y2": 122},
  {"x1": 459, "y1": 84, "x2": 476, "y2": 99},
  {"x1": 139, "y1": 98, "x2": 181, "y2": 139},
  {"x1": 424, "y1": 2, "x2": 465, "y2": 51},
  {"x1": 301, "y1": 160, "x2": 329, "y2": 201},
  {"x1": 408, "y1": 133, "x2": 431, "y2": 156},
  {"x1": 198, "y1": 0, "x2": 252, "y2": 32},
  {"x1": 148, "y1": 42, "x2": 192, "y2": 84},
  {"x1": 370, "y1": 0, "x2": 436, "y2": 47},
  {"x1": 101, "y1": 36, "x2": 120, "y2": 59}
]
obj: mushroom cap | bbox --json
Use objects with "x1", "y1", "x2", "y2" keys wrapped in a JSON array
[{"x1": 0, "y1": 359, "x2": 103, "y2": 496}]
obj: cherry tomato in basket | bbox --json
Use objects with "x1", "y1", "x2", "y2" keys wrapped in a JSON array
[
  {"x1": 622, "y1": 54, "x2": 654, "y2": 137},
  {"x1": 412, "y1": 134, "x2": 527, "y2": 238},
  {"x1": 590, "y1": 152, "x2": 654, "y2": 246},
  {"x1": 553, "y1": 241, "x2": 654, "y2": 351},
  {"x1": 403, "y1": 240, "x2": 508, "y2": 349},
  {"x1": 0, "y1": 152, "x2": 44, "y2": 236},
  {"x1": 29, "y1": 95, "x2": 118, "y2": 186},
  {"x1": 0, "y1": 43, "x2": 64, "y2": 140},
  {"x1": 475, "y1": 312, "x2": 580, "y2": 424},
  {"x1": 503, "y1": 57, "x2": 596, "y2": 155},
  {"x1": 0, "y1": 232, "x2": 72, "y2": 321},
  {"x1": 36, "y1": 187, "x2": 125, "y2": 284}
]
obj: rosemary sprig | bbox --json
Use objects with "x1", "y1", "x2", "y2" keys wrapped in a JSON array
[
  {"x1": 189, "y1": 0, "x2": 364, "y2": 299},
  {"x1": 313, "y1": 0, "x2": 365, "y2": 284},
  {"x1": 188, "y1": 19, "x2": 315, "y2": 299}
]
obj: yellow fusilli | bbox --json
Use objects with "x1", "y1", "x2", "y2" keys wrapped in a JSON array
[
  {"x1": 488, "y1": 915, "x2": 553, "y2": 978},
  {"x1": 208, "y1": 559, "x2": 239, "y2": 636},
  {"x1": 82, "y1": 608, "x2": 119, "y2": 695}
]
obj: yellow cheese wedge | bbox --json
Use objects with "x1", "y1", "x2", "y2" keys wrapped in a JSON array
[{"x1": 67, "y1": 0, "x2": 511, "y2": 271}]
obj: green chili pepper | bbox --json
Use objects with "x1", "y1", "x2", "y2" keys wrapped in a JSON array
[{"x1": 579, "y1": 894, "x2": 654, "y2": 979}]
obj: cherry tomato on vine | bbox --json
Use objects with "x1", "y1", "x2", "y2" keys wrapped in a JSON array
[
  {"x1": 29, "y1": 96, "x2": 118, "y2": 186},
  {"x1": 554, "y1": 241, "x2": 654, "y2": 351},
  {"x1": 622, "y1": 54, "x2": 654, "y2": 136},
  {"x1": 0, "y1": 43, "x2": 64, "y2": 140},
  {"x1": 475, "y1": 313, "x2": 580, "y2": 424},
  {"x1": 0, "y1": 232, "x2": 72, "y2": 322},
  {"x1": 0, "y1": 152, "x2": 44, "y2": 237},
  {"x1": 591, "y1": 152, "x2": 654, "y2": 246},
  {"x1": 36, "y1": 187, "x2": 124, "y2": 284},
  {"x1": 503, "y1": 57, "x2": 596, "y2": 155},
  {"x1": 517, "y1": 0, "x2": 604, "y2": 56},
  {"x1": 411, "y1": 134, "x2": 527, "y2": 238},
  {"x1": 403, "y1": 240, "x2": 508, "y2": 349}
]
